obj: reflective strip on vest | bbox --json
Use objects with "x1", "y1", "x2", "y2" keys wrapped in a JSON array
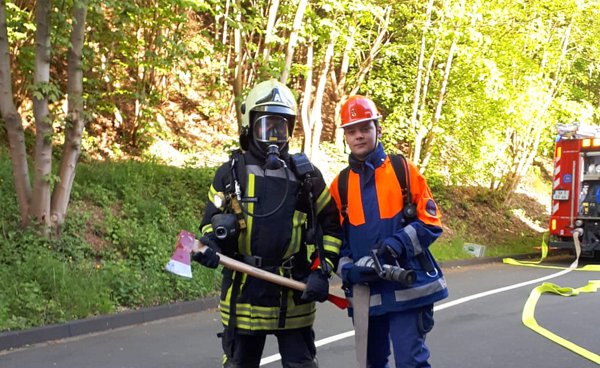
[
  {"x1": 239, "y1": 174, "x2": 255, "y2": 255},
  {"x1": 283, "y1": 210, "x2": 307, "y2": 259},
  {"x1": 316, "y1": 188, "x2": 331, "y2": 214}
]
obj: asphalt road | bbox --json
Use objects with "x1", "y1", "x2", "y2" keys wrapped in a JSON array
[{"x1": 1, "y1": 256, "x2": 598, "y2": 368}]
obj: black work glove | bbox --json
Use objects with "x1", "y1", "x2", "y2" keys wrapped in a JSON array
[
  {"x1": 374, "y1": 240, "x2": 402, "y2": 263},
  {"x1": 341, "y1": 263, "x2": 379, "y2": 286},
  {"x1": 191, "y1": 234, "x2": 221, "y2": 269},
  {"x1": 301, "y1": 270, "x2": 329, "y2": 303}
]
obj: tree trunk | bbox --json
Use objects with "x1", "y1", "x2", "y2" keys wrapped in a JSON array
[
  {"x1": 432, "y1": 37, "x2": 457, "y2": 120},
  {"x1": 51, "y1": 0, "x2": 88, "y2": 229},
  {"x1": 232, "y1": 0, "x2": 243, "y2": 130},
  {"x1": 347, "y1": 8, "x2": 390, "y2": 96},
  {"x1": 413, "y1": 39, "x2": 438, "y2": 162},
  {"x1": 219, "y1": 0, "x2": 231, "y2": 85},
  {"x1": 301, "y1": 40, "x2": 314, "y2": 155},
  {"x1": 262, "y1": 0, "x2": 280, "y2": 64},
  {"x1": 0, "y1": 1, "x2": 31, "y2": 225},
  {"x1": 414, "y1": 0, "x2": 458, "y2": 167},
  {"x1": 332, "y1": 26, "x2": 356, "y2": 149},
  {"x1": 30, "y1": 0, "x2": 53, "y2": 227},
  {"x1": 410, "y1": 0, "x2": 435, "y2": 162},
  {"x1": 280, "y1": 0, "x2": 308, "y2": 84},
  {"x1": 308, "y1": 34, "x2": 335, "y2": 159},
  {"x1": 499, "y1": 20, "x2": 573, "y2": 203}
]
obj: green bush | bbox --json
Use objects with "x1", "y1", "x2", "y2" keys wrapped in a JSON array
[{"x1": 0, "y1": 153, "x2": 220, "y2": 332}]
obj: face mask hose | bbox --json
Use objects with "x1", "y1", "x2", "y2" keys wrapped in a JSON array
[
  {"x1": 234, "y1": 145, "x2": 289, "y2": 219},
  {"x1": 265, "y1": 144, "x2": 284, "y2": 170}
]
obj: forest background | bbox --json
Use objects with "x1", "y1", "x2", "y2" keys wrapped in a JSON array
[{"x1": 1, "y1": 0, "x2": 598, "y2": 332}]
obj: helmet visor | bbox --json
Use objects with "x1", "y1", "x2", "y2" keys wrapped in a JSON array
[{"x1": 253, "y1": 115, "x2": 289, "y2": 143}]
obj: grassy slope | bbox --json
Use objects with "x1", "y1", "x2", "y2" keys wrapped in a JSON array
[{"x1": 0, "y1": 149, "x2": 550, "y2": 331}]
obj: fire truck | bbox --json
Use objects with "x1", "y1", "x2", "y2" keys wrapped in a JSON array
[{"x1": 549, "y1": 124, "x2": 600, "y2": 257}]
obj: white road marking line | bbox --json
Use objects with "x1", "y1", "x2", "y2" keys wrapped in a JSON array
[
  {"x1": 259, "y1": 267, "x2": 573, "y2": 366},
  {"x1": 434, "y1": 267, "x2": 573, "y2": 311}
]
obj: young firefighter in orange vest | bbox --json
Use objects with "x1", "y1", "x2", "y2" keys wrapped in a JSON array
[{"x1": 330, "y1": 95, "x2": 448, "y2": 368}]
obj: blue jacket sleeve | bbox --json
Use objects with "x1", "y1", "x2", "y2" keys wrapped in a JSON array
[{"x1": 384, "y1": 220, "x2": 442, "y2": 258}]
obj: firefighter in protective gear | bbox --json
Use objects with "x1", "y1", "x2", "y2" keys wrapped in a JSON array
[
  {"x1": 330, "y1": 95, "x2": 448, "y2": 368},
  {"x1": 193, "y1": 79, "x2": 342, "y2": 368}
]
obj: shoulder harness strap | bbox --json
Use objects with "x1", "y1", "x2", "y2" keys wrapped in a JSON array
[
  {"x1": 389, "y1": 154, "x2": 417, "y2": 221},
  {"x1": 290, "y1": 153, "x2": 331, "y2": 274},
  {"x1": 338, "y1": 166, "x2": 351, "y2": 224},
  {"x1": 227, "y1": 149, "x2": 246, "y2": 200},
  {"x1": 338, "y1": 154, "x2": 416, "y2": 223}
]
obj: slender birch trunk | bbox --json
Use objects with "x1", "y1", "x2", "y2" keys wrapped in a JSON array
[
  {"x1": 262, "y1": 0, "x2": 279, "y2": 64},
  {"x1": 280, "y1": 0, "x2": 307, "y2": 84},
  {"x1": 30, "y1": 0, "x2": 53, "y2": 227},
  {"x1": 500, "y1": 21, "x2": 573, "y2": 203},
  {"x1": 220, "y1": 0, "x2": 231, "y2": 85},
  {"x1": 232, "y1": 0, "x2": 243, "y2": 129},
  {"x1": 51, "y1": 0, "x2": 88, "y2": 228},
  {"x1": 308, "y1": 34, "x2": 335, "y2": 159},
  {"x1": 301, "y1": 41, "x2": 314, "y2": 155},
  {"x1": 332, "y1": 26, "x2": 356, "y2": 149},
  {"x1": 410, "y1": 0, "x2": 435, "y2": 163},
  {"x1": 0, "y1": 0, "x2": 31, "y2": 225}
]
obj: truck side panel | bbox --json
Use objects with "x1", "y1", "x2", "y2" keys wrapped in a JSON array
[{"x1": 549, "y1": 139, "x2": 579, "y2": 241}]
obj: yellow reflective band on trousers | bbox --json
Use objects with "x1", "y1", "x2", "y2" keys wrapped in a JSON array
[
  {"x1": 219, "y1": 292, "x2": 316, "y2": 331},
  {"x1": 522, "y1": 281, "x2": 600, "y2": 365}
]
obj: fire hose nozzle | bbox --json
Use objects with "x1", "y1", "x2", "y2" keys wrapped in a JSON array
[{"x1": 361, "y1": 249, "x2": 416, "y2": 286}]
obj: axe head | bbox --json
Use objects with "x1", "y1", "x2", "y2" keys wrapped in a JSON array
[{"x1": 165, "y1": 230, "x2": 196, "y2": 278}]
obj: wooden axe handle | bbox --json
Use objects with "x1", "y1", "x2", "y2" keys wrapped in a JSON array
[{"x1": 194, "y1": 240, "x2": 349, "y2": 309}]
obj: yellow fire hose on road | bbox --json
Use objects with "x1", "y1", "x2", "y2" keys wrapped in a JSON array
[
  {"x1": 503, "y1": 232, "x2": 600, "y2": 364},
  {"x1": 522, "y1": 280, "x2": 600, "y2": 364}
]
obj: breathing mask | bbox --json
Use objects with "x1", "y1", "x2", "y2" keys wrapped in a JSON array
[{"x1": 253, "y1": 114, "x2": 289, "y2": 170}]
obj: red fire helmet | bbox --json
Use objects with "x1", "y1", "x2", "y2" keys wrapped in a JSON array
[{"x1": 340, "y1": 95, "x2": 381, "y2": 128}]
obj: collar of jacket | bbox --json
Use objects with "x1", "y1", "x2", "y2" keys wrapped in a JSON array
[{"x1": 348, "y1": 142, "x2": 386, "y2": 173}]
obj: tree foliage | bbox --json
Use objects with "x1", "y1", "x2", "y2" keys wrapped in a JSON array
[{"x1": 2, "y1": 0, "x2": 600, "y2": 230}]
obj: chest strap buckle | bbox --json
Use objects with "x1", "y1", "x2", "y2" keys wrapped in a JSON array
[{"x1": 281, "y1": 256, "x2": 295, "y2": 271}]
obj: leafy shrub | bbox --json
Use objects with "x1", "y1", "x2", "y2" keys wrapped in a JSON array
[{"x1": 0, "y1": 153, "x2": 219, "y2": 332}]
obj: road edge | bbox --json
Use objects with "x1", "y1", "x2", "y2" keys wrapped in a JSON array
[
  {"x1": 0, "y1": 296, "x2": 219, "y2": 352},
  {"x1": 0, "y1": 252, "x2": 543, "y2": 352}
]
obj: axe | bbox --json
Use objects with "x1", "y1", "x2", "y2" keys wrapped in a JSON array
[{"x1": 166, "y1": 230, "x2": 349, "y2": 310}]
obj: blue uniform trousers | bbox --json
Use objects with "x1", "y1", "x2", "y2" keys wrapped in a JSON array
[{"x1": 363, "y1": 305, "x2": 434, "y2": 368}]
